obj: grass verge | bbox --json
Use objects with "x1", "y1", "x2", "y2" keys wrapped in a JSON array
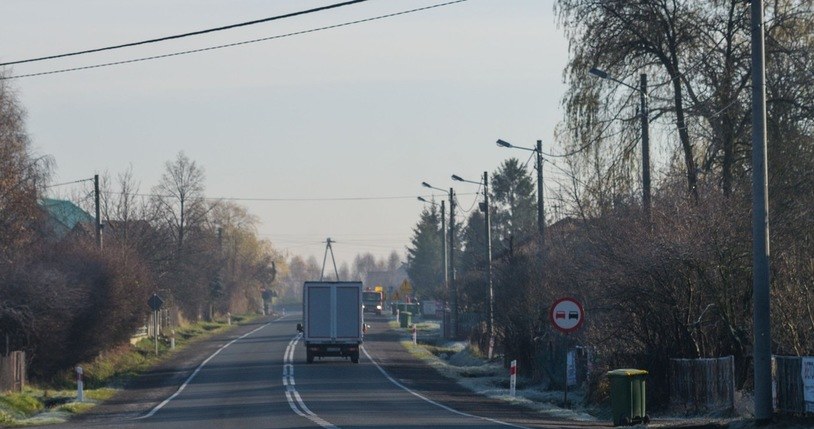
[{"x1": 0, "y1": 313, "x2": 260, "y2": 427}]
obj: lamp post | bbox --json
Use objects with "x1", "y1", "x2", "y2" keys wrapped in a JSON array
[
  {"x1": 496, "y1": 139, "x2": 545, "y2": 253},
  {"x1": 417, "y1": 196, "x2": 447, "y2": 301},
  {"x1": 750, "y1": 0, "x2": 771, "y2": 420},
  {"x1": 589, "y1": 68, "x2": 651, "y2": 218},
  {"x1": 422, "y1": 182, "x2": 457, "y2": 339},
  {"x1": 452, "y1": 172, "x2": 494, "y2": 360}
]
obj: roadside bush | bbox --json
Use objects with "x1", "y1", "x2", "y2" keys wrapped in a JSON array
[{"x1": 1, "y1": 239, "x2": 153, "y2": 380}]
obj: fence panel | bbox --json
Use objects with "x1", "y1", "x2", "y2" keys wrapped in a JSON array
[
  {"x1": 0, "y1": 351, "x2": 26, "y2": 392},
  {"x1": 669, "y1": 356, "x2": 734, "y2": 415},
  {"x1": 146, "y1": 307, "x2": 180, "y2": 338},
  {"x1": 774, "y1": 356, "x2": 805, "y2": 414}
]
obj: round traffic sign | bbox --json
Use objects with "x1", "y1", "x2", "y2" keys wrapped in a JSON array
[{"x1": 550, "y1": 297, "x2": 584, "y2": 333}]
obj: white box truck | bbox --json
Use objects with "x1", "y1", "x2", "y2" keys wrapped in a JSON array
[{"x1": 297, "y1": 281, "x2": 364, "y2": 363}]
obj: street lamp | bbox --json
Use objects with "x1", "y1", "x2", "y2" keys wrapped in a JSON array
[
  {"x1": 589, "y1": 67, "x2": 651, "y2": 218},
  {"x1": 496, "y1": 139, "x2": 545, "y2": 252},
  {"x1": 451, "y1": 172, "x2": 495, "y2": 360},
  {"x1": 749, "y1": 0, "x2": 771, "y2": 420},
  {"x1": 422, "y1": 182, "x2": 457, "y2": 339}
]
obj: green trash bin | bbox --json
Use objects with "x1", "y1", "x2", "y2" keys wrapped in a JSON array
[
  {"x1": 607, "y1": 369, "x2": 649, "y2": 426},
  {"x1": 399, "y1": 311, "x2": 412, "y2": 328}
]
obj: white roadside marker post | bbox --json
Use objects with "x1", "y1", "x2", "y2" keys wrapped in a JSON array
[
  {"x1": 75, "y1": 366, "x2": 84, "y2": 402},
  {"x1": 510, "y1": 360, "x2": 517, "y2": 397},
  {"x1": 412, "y1": 324, "x2": 417, "y2": 345}
]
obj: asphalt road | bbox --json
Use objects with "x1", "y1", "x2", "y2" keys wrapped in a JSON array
[{"x1": 49, "y1": 314, "x2": 610, "y2": 429}]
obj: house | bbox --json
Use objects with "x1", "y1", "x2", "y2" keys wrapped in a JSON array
[{"x1": 40, "y1": 198, "x2": 95, "y2": 240}]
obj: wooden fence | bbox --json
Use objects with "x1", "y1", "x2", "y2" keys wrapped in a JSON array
[
  {"x1": 669, "y1": 356, "x2": 735, "y2": 415},
  {"x1": 0, "y1": 351, "x2": 26, "y2": 392}
]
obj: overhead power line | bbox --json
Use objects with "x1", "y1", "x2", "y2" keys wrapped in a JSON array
[
  {"x1": 0, "y1": 0, "x2": 369, "y2": 67},
  {"x1": 45, "y1": 177, "x2": 93, "y2": 188},
  {"x1": 209, "y1": 192, "x2": 474, "y2": 202},
  {"x1": 211, "y1": 194, "x2": 425, "y2": 202},
  {"x1": 49, "y1": 184, "x2": 477, "y2": 202},
  {"x1": 2, "y1": 0, "x2": 470, "y2": 80},
  {"x1": 92, "y1": 190, "x2": 474, "y2": 202}
]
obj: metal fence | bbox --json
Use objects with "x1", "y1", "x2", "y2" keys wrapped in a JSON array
[
  {"x1": 457, "y1": 312, "x2": 483, "y2": 340},
  {"x1": 774, "y1": 356, "x2": 807, "y2": 414},
  {"x1": 146, "y1": 307, "x2": 180, "y2": 338},
  {"x1": 0, "y1": 351, "x2": 26, "y2": 392},
  {"x1": 669, "y1": 355, "x2": 735, "y2": 415}
]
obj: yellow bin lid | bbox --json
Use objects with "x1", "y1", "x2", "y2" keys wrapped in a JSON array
[{"x1": 607, "y1": 368, "x2": 648, "y2": 376}]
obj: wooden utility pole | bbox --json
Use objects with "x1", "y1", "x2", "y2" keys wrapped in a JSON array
[{"x1": 94, "y1": 174, "x2": 102, "y2": 249}]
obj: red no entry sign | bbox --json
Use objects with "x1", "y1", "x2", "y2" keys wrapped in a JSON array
[{"x1": 550, "y1": 297, "x2": 584, "y2": 334}]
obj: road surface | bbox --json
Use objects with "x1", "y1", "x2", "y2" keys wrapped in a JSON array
[{"x1": 50, "y1": 314, "x2": 607, "y2": 429}]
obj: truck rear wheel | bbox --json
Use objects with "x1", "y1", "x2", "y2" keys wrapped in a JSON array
[
  {"x1": 306, "y1": 349, "x2": 314, "y2": 364},
  {"x1": 351, "y1": 351, "x2": 359, "y2": 364}
]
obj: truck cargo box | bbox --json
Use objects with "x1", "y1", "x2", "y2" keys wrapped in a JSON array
[{"x1": 300, "y1": 281, "x2": 364, "y2": 363}]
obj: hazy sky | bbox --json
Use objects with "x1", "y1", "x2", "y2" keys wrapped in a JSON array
[{"x1": 1, "y1": 0, "x2": 571, "y2": 268}]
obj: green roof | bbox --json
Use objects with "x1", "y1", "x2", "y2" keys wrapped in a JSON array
[{"x1": 41, "y1": 198, "x2": 94, "y2": 233}]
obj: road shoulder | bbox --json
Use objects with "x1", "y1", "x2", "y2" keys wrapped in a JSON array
[
  {"x1": 363, "y1": 317, "x2": 608, "y2": 429},
  {"x1": 68, "y1": 316, "x2": 275, "y2": 424}
]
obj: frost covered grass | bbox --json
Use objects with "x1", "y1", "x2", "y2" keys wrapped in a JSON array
[
  {"x1": 396, "y1": 316, "x2": 597, "y2": 422},
  {"x1": 0, "y1": 387, "x2": 109, "y2": 427},
  {"x1": 0, "y1": 314, "x2": 259, "y2": 426},
  {"x1": 394, "y1": 316, "x2": 789, "y2": 428}
]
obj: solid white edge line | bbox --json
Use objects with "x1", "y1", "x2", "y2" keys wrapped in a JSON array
[
  {"x1": 361, "y1": 345, "x2": 531, "y2": 429},
  {"x1": 134, "y1": 320, "x2": 272, "y2": 420}
]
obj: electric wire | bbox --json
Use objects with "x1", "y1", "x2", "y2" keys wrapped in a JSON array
[
  {"x1": 50, "y1": 184, "x2": 478, "y2": 203},
  {"x1": 1, "y1": 0, "x2": 470, "y2": 80},
  {"x1": 0, "y1": 0, "x2": 370, "y2": 67},
  {"x1": 522, "y1": 151, "x2": 534, "y2": 170},
  {"x1": 454, "y1": 182, "x2": 482, "y2": 215},
  {"x1": 44, "y1": 177, "x2": 93, "y2": 188},
  {"x1": 101, "y1": 191, "x2": 436, "y2": 202},
  {"x1": 542, "y1": 100, "x2": 629, "y2": 158},
  {"x1": 210, "y1": 194, "x2": 422, "y2": 202}
]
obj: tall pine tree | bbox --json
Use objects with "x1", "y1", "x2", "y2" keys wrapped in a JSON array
[{"x1": 406, "y1": 203, "x2": 443, "y2": 299}]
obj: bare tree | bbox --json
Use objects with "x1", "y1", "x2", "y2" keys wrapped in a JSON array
[
  {"x1": 387, "y1": 251, "x2": 401, "y2": 271},
  {"x1": 153, "y1": 151, "x2": 207, "y2": 253},
  {"x1": 352, "y1": 252, "x2": 386, "y2": 281},
  {"x1": 0, "y1": 77, "x2": 51, "y2": 262},
  {"x1": 150, "y1": 152, "x2": 211, "y2": 319}
]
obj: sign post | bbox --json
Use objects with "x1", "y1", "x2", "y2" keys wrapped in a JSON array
[
  {"x1": 148, "y1": 293, "x2": 164, "y2": 356},
  {"x1": 550, "y1": 297, "x2": 585, "y2": 407}
]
